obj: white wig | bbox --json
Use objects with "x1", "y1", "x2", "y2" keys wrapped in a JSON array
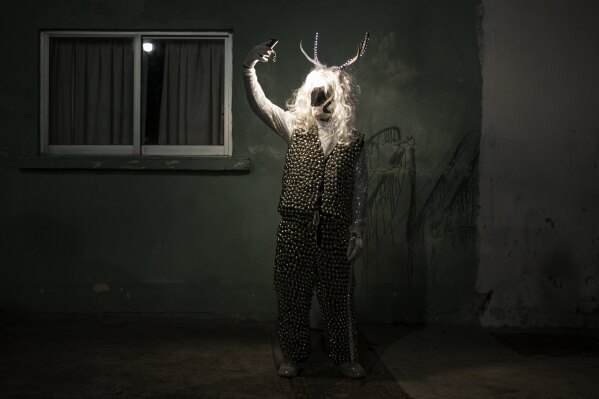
[{"x1": 286, "y1": 66, "x2": 358, "y2": 145}]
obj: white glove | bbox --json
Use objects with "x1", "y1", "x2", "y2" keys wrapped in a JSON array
[{"x1": 243, "y1": 41, "x2": 275, "y2": 69}]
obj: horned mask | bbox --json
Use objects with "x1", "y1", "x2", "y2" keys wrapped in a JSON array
[{"x1": 298, "y1": 32, "x2": 370, "y2": 122}]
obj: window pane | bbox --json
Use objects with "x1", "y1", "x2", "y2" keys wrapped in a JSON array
[
  {"x1": 49, "y1": 37, "x2": 134, "y2": 145},
  {"x1": 142, "y1": 38, "x2": 225, "y2": 146}
]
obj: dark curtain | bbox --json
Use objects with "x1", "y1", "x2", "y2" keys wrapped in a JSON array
[
  {"x1": 49, "y1": 37, "x2": 134, "y2": 145},
  {"x1": 157, "y1": 40, "x2": 224, "y2": 145}
]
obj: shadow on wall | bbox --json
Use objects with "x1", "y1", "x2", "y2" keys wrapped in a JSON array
[{"x1": 358, "y1": 126, "x2": 480, "y2": 323}]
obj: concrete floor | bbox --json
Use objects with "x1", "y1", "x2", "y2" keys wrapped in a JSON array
[
  {"x1": 0, "y1": 312, "x2": 598, "y2": 399},
  {"x1": 363, "y1": 324, "x2": 599, "y2": 399}
]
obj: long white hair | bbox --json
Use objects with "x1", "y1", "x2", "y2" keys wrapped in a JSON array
[{"x1": 286, "y1": 67, "x2": 359, "y2": 145}]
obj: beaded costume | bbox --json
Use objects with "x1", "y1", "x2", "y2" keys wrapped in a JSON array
[
  {"x1": 275, "y1": 126, "x2": 364, "y2": 365},
  {"x1": 242, "y1": 33, "x2": 369, "y2": 367}
]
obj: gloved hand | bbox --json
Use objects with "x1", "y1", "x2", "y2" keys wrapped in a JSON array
[
  {"x1": 347, "y1": 231, "x2": 365, "y2": 261},
  {"x1": 243, "y1": 41, "x2": 275, "y2": 69}
]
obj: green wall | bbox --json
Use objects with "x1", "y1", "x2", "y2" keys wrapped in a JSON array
[{"x1": 0, "y1": 0, "x2": 482, "y2": 322}]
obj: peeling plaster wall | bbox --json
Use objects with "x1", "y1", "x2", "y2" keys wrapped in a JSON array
[
  {"x1": 0, "y1": 0, "x2": 482, "y2": 322},
  {"x1": 477, "y1": 0, "x2": 599, "y2": 327}
]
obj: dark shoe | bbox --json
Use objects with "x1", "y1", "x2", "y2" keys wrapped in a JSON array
[
  {"x1": 339, "y1": 362, "x2": 366, "y2": 378},
  {"x1": 278, "y1": 359, "x2": 301, "y2": 378}
]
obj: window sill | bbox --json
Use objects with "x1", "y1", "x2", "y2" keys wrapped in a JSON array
[{"x1": 18, "y1": 155, "x2": 251, "y2": 173}]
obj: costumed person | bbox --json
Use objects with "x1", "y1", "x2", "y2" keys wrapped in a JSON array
[{"x1": 242, "y1": 32, "x2": 369, "y2": 379}]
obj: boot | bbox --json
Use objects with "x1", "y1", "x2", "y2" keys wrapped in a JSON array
[{"x1": 339, "y1": 362, "x2": 366, "y2": 378}]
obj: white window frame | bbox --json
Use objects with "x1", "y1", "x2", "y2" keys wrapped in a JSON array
[{"x1": 40, "y1": 30, "x2": 233, "y2": 156}]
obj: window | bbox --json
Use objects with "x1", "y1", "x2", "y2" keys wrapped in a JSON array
[{"x1": 40, "y1": 31, "x2": 233, "y2": 156}]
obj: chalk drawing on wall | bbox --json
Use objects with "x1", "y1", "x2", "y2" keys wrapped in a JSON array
[{"x1": 363, "y1": 126, "x2": 479, "y2": 283}]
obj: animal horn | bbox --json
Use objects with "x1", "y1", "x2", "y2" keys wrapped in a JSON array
[
  {"x1": 300, "y1": 40, "x2": 322, "y2": 67},
  {"x1": 338, "y1": 32, "x2": 370, "y2": 70},
  {"x1": 338, "y1": 46, "x2": 361, "y2": 70},
  {"x1": 314, "y1": 32, "x2": 321, "y2": 65},
  {"x1": 359, "y1": 31, "x2": 370, "y2": 56}
]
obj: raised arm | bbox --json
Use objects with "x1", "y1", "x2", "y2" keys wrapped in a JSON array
[{"x1": 242, "y1": 42, "x2": 293, "y2": 143}]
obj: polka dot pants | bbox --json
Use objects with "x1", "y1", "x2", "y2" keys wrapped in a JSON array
[{"x1": 274, "y1": 215, "x2": 358, "y2": 365}]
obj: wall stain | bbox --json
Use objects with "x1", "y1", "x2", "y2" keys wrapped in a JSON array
[
  {"x1": 473, "y1": 290, "x2": 494, "y2": 315},
  {"x1": 93, "y1": 283, "x2": 110, "y2": 293},
  {"x1": 546, "y1": 269, "x2": 563, "y2": 289}
]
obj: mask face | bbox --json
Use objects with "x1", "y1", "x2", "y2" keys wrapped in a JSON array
[
  {"x1": 311, "y1": 86, "x2": 329, "y2": 107},
  {"x1": 311, "y1": 86, "x2": 334, "y2": 121}
]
